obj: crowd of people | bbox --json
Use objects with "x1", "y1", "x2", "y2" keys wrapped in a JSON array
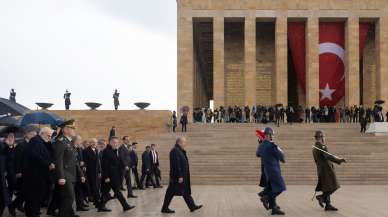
[
  {"x1": 192, "y1": 104, "x2": 387, "y2": 125},
  {"x1": 0, "y1": 121, "x2": 165, "y2": 217}
]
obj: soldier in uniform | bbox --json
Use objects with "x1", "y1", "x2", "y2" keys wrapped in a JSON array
[
  {"x1": 63, "y1": 90, "x2": 71, "y2": 110},
  {"x1": 53, "y1": 120, "x2": 85, "y2": 217},
  {"x1": 113, "y1": 89, "x2": 120, "y2": 110},
  {"x1": 258, "y1": 127, "x2": 286, "y2": 215},
  {"x1": 313, "y1": 130, "x2": 346, "y2": 211}
]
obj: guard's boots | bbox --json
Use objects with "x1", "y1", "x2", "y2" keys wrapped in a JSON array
[
  {"x1": 325, "y1": 204, "x2": 338, "y2": 211},
  {"x1": 271, "y1": 207, "x2": 285, "y2": 215},
  {"x1": 315, "y1": 195, "x2": 325, "y2": 208}
]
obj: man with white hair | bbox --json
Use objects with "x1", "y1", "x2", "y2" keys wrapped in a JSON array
[
  {"x1": 161, "y1": 137, "x2": 202, "y2": 213},
  {"x1": 23, "y1": 127, "x2": 55, "y2": 217}
]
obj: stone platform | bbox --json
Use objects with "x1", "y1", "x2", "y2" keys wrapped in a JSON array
[{"x1": 30, "y1": 185, "x2": 387, "y2": 217}]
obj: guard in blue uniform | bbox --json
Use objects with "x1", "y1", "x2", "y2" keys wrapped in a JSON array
[{"x1": 258, "y1": 127, "x2": 286, "y2": 215}]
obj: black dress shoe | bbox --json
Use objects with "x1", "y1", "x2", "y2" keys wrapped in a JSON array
[
  {"x1": 260, "y1": 196, "x2": 270, "y2": 210},
  {"x1": 190, "y1": 205, "x2": 203, "y2": 212},
  {"x1": 127, "y1": 194, "x2": 138, "y2": 198},
  {"x1": 76, "y1": 207, "x2": 89, "y2": 211},
  {"x1": 316, "y1": 195, "x2": 325, "y2": 208},
  {"x1": 8, "y1": 207, "x2": 16, "y2": 217},
  {"x1": 325, "y1": 204, "x2": 338, "y2": 211},
  {"x1": 98, "y1": 207, "x2": 112, "y2": 212},
  {"x1": 46, "y1": 211, "x2": 58, "y2": 216},
  {"x1": 123, "y1": 205, "x2": 135, "y2": 212},
  {"x1": 161, "y1": 208, "x2": 175, "y2": 213},
  {"x1": 271, "y1": 207, "x2": 285, "y2": 215}
]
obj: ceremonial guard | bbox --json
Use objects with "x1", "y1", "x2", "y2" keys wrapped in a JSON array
[
  {"x1": 63, "y1": 90, "x2": 71, "y2": 110},
  {"x1": 53, "y1": 120, "x2": 85, "y2": 217},
  {"x1": 113, "y1": 89, "x2": 120, "y2": 110},
  {"x1": 255, "y1": 129, "x2": 269, "y2": 210},
  {"x1": 258, "y1": 127, "x2": 286, "y2": 215},
  {"x1": 313, "y1": 130, "x2": 346, "y2": 211}
]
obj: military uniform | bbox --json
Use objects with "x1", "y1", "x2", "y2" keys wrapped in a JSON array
[{"x1": 54, "y1": 135, "x2": 83, "y2": 217}]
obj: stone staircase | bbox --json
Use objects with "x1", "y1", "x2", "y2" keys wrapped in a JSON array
[{"x1": 138, "y1": 123, "x2": 388, "y2": 185}]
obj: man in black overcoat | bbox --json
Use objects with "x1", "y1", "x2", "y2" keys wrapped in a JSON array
[
  {"x1": 140, "y1": 146, "x2": 156, "y2": 188},
  {"x1": 118, "y1": 136, "x2": 136, "y2": 198},
  {"x1": 101, "y1": 137, "x2": 135, "y2": 212},
  {"x1": 11, "y1": 126, "x2": 38, "y2": 215},
  {"x1": 161, "y1": 137, "x2": 202, "y2": 213},
  {"x1": 150, "y1": 143, "x2": 162, "y2": 188},
  {"x1": 23, "y1": 127, "x2": 55, "y2": 217}
]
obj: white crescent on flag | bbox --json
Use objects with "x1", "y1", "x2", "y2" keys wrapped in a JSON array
[{"x1": 319, "y1": 42, "x2": 345, "y2": 81}]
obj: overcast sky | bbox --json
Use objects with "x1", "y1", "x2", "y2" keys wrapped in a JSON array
[{"x1": 0, "y1": 0, "x2": 177, "y2": 110}]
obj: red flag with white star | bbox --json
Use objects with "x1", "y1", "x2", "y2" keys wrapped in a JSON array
[{"x1": 319, "y1": 22, "x2": 345, "y2": 106}]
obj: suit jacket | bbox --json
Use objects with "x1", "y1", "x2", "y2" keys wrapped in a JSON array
[
  {"x1": 129, "y1": 149, "x2": 138, "y2": 168},
  {"x1": 83, "y1": 146, "x2": 101, "y2": 182},
  {"x1": 141, "y1": 151, "x2": 152, "y2": 172},
  {"x1": 53, "y1": 136, "x2": 83, "y2": 183},
  {"x1": 149, "y1": 150, "x2": 159, "y2": 167},
  {"x1": 101, "y1": 145, "x2": 123, "y2": 188},
  {"x1": 118, "y1": 144, "x2": 132, "y2": 168}
]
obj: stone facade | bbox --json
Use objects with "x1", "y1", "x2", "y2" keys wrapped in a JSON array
[
  {"x1": 52, "y1": 110, "x2": 171, "y2": 140},
  {"x1": 177, "y1": 0, "x2": 388, "y2": 119}
]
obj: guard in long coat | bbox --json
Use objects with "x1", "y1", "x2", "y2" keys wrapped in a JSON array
[
  {"x1": 258, "y1": 127, "x2": 286, "y2": 215},
  {"x1": 255, "y1": 130, "x2": 269, "y2": 210},
  {"x1": 313, "y1": 130, "x2": 346, "y2": 211},
  {"x1": 161, "y1": 137, "x2": 202, "y2": 213}
]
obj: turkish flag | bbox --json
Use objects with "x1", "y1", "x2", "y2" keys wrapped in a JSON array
[{"x1": 319, "y1": 22, "x2": 345, "y2": 106}]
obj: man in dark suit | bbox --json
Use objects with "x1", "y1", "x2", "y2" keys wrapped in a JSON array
[
  {"x1": 101, "y1": 137, "x2": 135, "y2": 212},
  {"x1": 161, "y1": 137, "x2": 202, "y2": 213},
  {"x1": 129, "y1": 142, "x2": 141, "y2": 189},
  {"x1": 118, "y1": 136, "x2": 137, "y2": 198},
  {"x1": 72, "y1": 136, "x2": 88, "y2": 212},
  {"x1": 150, "y1": 144, "x2": 162, "y2": 188},
  {"x1": 10, "y1": 126, "x2": 38, "y2": 215},
  {"x1": 53, "y1": 120, "x2": 85, "y2": 217},
  {"x1": 83, "y1": 138, "x2": 109, "y2": 211},
  {"x1": 23, "y1": 127, "x2": 55, "y2": 217},
  {"x1": 140, "y1": 146, "x2": 156, "y2": 189},
  {"x1": 4, "y1": 133, "x2": 17, "y2": 216}
]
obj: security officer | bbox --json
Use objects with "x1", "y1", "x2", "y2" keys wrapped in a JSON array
[{"x1": 53, "y1": 120, "x2": 85, "y2": 217}]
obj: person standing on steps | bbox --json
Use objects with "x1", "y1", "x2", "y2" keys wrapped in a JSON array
[
  {"x1": 258, "y1": 127, "x2": 286, "y2": 215},
  {"x1": 312, "y1": 130, "x2": 346, "y2": 212},
  {"x1": 161, "y1": 137, "x2": 202, "y2": 214}
]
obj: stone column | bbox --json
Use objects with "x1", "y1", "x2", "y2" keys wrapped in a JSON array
[
  {"x1": 213, "y1": 16, "x2": 225, "y2": 108},
  {"x1": 177, "y1": 15, "x2": 194, "y2": 120},
  {"x1": 376, "y1": 17, "x2": 388, "y2": 111},
  {"x1": 345, "y1": 17, "x2": 360, "y2": 106},
  {"x1": 244, "y1": 15, "x2": 256, "y2": 107},
  {"x1": 273, "y1": 16, "x2": 288, "y2": 106},
  {"x1": 306, "y1": 17, "x2": 320, "y2": 107}
]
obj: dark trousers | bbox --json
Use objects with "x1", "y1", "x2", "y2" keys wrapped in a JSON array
[
  {"x1": 181, "y1": 124, "x2": 187, "y2": 132},
  {"x1": 151, "y1": 165, "x2": 161, "y2": 187},
  {"x1": 58, "y1": 182, "x2": 75, "y2": 217},
  {"x1": 10, "y1": 178, "x2": 23, "y2": 210},
  {"x1": 131, "y1": 167, "x2": 141, "y2": 188},
  {"x1": 47, "y1": 184, "x2": 60, "y2": 214},
  {"x1": 87, "y1": 175, "x2": 101, "y2": 207},
  {"x1": 266, "y1": 182, "x2": 281, "y2": 209},
  {"x1": 321, "y1": 190, "x2": 335, "y2": 205},
  {"x1": 25, "y1": 198, "x2": 41, "y2": 217},
  {"x1": 162, "y1": 185, "x2": 195, "y2": 210},
  {"x1": 101, "y1": 182, "x2": 129, "y2": 209},
  {"x1": 123, "y1": 170, "x2": 133, "y2": 196},
  {"x1": 74, "y1": 181, "x2": 84, "y2": 208},
  {"x1": 140, "y1": 170, "x2": 156, "y2": 188}
]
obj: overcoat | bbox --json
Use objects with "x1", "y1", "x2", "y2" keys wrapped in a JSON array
[{"x1": 167, "y1": 144, "x2": 191, "y2": 196}]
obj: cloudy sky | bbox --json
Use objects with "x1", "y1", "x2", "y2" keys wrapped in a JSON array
[{"x1": 0, "y1": 0, "x2": 177, "y2": 110}]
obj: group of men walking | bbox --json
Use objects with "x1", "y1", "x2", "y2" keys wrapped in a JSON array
[
  {"x1": 0, "y1": 119, "x2": 168, "y2": 217},
  {"x1": 256, "y1": 127, "x2": 347, "y2": 215}
]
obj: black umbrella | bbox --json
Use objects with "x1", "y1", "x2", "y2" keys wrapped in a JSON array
[
  {"x1": 375, "y1": 100, "x2": 385, "y2": 105},
  {"x1": 0, "y1": 125, "x2": 24, "y2": 138},
  {"x1": 0, "y1": 98, "x2": 31, "y2": 116},
  {"x1": 0, "y1": 116, "x2": 22, "y2": 127},
  {"x1": 20, "y1": 111, "x2": 63, "y2": 126}
]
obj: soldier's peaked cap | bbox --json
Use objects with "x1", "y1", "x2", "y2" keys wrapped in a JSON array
[{"x1": 59, "y1": 119, "x2": 76, "y2": 128}]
